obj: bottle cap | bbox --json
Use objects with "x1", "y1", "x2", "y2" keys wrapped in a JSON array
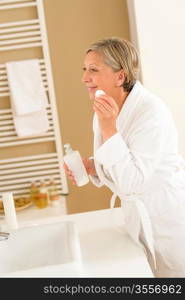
[
  {"x1": 64, "y1": 143, "x2": 73, "y2": 154},
  {"x1": 95, "y1": 90, "x2": 105, "y2": 97}
]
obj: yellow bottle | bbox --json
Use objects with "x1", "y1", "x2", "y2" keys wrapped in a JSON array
[
  {"x1": 30, "y1": 181, "x2": 39, "y2": 203},
  {"x1": 35, "y1": 181, "x2": 49, "y2": 209},
  {"x1": 48, "y1": 179, "x2": 60, "y2": 207}
]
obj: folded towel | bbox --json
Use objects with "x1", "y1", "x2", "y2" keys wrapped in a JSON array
[
  {"x1": 6, "y1": 59, "x2": 48, "y2": 116},
  {"x1": 14, "y1": 110, "x2": 49, "y2": 137},
  {"x1": 6, "y1": 59, "x2": 49, "y2": 137}
]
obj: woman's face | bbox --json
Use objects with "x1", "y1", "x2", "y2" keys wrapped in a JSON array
[{"x1": 82, "y1": 51, "x2": 122, "y2": 100}]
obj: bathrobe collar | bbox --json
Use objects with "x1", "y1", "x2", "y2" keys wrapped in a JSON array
[{"x1": 116, "y1": 80, "x2": 146, "y2": 132}]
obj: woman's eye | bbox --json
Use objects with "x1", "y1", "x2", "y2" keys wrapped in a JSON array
[{"x1": 82, "y1": 67, "x2": 98, "y2": 72}]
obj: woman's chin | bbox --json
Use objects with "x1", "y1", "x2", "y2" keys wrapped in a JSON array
[{"x1": 88, "y1": 92, "x2": 95, "y2": 101}]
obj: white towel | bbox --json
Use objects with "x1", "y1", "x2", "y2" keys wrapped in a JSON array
[
  {"x1": 6, "y1": 59, "x2": 49, "y2": 137},
  {"x1": 13, "y1": 110, "x2": 49, "y2": 137},
  {"x1": 6, "y1": 59, "x2": 47, "y2": 115}
]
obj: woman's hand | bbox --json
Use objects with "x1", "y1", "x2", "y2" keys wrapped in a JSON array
[
  {"x1": 82, "y1": 158, "x2": 97, "y2": 176},
  {"x1": 93, "y1": 94, "x2": 119, "y2": 141},
  {"x1": 63, "y1": 158, "x2": 97, "y2": 185},
  {"x1": 63, "y1": 162, "x2": 77, "y2": 185}
]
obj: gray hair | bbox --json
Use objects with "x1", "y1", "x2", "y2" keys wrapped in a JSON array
[{"x1": 86, "y1": 37, "x2": 140, "y2": 92}]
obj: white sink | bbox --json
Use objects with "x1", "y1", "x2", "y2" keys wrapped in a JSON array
[{"x1": 0, "y1": 221, "x2": 82, "y2": 275}]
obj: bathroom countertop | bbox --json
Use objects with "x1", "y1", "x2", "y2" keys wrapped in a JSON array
[{"x1": 1, "y1": 207, "x2": 154, "y2": 277}]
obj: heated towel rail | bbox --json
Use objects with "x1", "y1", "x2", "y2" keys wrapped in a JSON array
[{"x1": 0, "y1": 0, "x2": 68, "y2": 206}]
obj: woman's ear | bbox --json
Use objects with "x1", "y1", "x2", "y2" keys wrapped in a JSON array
[{"x1": 115, "y1": 69, "x2": 125, "y2": 87}]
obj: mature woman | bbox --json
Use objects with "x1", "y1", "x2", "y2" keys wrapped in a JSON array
[{"x1": 64, "y1": 37, "x2": 185, "y2": 277}]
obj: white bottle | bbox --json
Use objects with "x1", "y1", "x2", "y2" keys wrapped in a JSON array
[{"x1": 63, "y1": 143, "x2": 89, "y2": 186}]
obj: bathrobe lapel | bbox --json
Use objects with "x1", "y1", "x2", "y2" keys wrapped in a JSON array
[{"x1": 93, "y1": 113, "x2": 116, "y2": 192}]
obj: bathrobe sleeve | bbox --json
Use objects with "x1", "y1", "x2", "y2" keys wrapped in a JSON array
[
  {"x1": 94, "y1": 103, "x2": 174, "y2": 194},
  {"x1": 88, "y1": 157, "x2": 104, "y2": 187},
  {"x1": 89, "y1": 172, "x2": 104, "y2": 187}
]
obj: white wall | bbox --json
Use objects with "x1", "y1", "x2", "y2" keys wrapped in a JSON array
[{"x1": 127, "y1": 0, "x2": 185, "y2": 156}]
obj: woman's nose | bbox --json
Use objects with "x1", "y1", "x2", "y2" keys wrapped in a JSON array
[{"x1": 81, "y1": 71, "x2": 91, "y2": 84}]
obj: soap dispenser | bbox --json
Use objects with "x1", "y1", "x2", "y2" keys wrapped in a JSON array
[{"x1": 63, "y1": 143, "x2": 89, "y2": 186}]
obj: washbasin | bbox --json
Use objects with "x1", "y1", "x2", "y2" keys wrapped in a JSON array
[{"x1": 0, "y1": 221, "x2": 82, "y2": 275}]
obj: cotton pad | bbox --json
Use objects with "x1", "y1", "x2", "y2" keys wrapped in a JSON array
[{"x1": 95, "y1": 90, "x2": 105, "y2": 97}]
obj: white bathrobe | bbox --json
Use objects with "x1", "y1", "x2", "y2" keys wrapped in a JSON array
[{"x1": 90, "y1": 81, "x2": 185, "y2": 277}]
